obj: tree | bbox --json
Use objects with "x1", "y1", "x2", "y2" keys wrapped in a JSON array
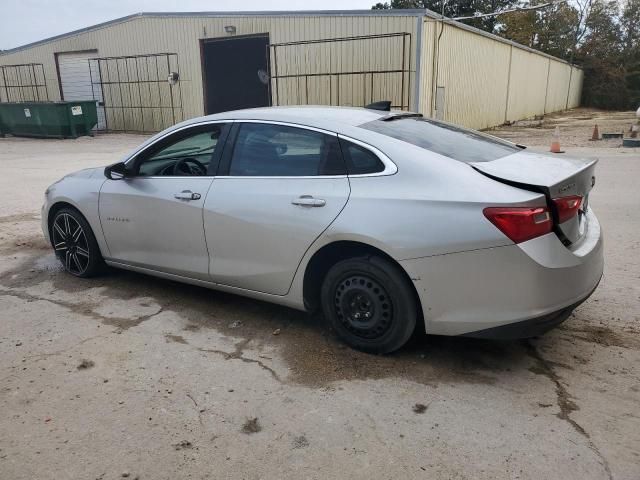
[
  {"x1": 498, "y1": 7, "x2": 539, "y2": 47},
  {"x1": 577, "y1": 1, "x2": 627, "y2": 108},
  {"x1": 497, "y1": 1, "x2": 590, "y2": 61},
  {"x1": 621, "y1": 0, "x2": 640, "y2": 107},
  {"x1": 371, "y1": 0, "x2": 520, "y2": 33},
  {"x1": 499, "y1": 0, "x2": 639, "y2": 108},
  {"x1": 374, "y1": 0, "x2": 640, "y2": 109},
  {"x1": 621, "y1": 0, "x2": 640, "y2": 52},
  {"x1": 580, "y1": 0, "x2": 622, "y2": 57}
]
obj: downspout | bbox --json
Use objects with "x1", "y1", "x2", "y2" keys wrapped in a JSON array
[
  {"x1": 543, "y1": 58, "x2": 551, "y2": 115},
  {"x1": 431, "y1": 8, "x2": 446, "y2": 117},
  {"x1": 413, "y1": 14, "x2": 424, "y2": 112},
  {"x1": 429, "y1": 20, "x2": 438, "y2": 117},
  {"x1": 565, "y1": 65, "x2": 574, "y2": 110},
  {"x1": 504, "y1": 45, "x2": 513, "y2": 124}
]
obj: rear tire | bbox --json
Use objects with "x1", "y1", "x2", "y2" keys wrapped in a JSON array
[
  {"x1": 320, "y1": 255, "x2": 417, "y2": 354},
  {"x1": 50, "y1": 207, "x2": 103, "y2": 278}
]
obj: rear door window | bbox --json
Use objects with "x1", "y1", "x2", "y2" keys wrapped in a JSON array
[
  {"x1": 228, "y1": 123, "x2": 345, "y2": 176},
  {"x1": 360, "y1": 117, "x2": 520, "y2": 163}
]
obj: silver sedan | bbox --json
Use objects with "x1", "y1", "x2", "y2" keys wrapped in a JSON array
[{"x1": 42, "y1": 106, "x2": 604, "y2": 353}]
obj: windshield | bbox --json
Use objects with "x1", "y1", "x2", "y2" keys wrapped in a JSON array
[{"x1": 360, "y1": 117, "x2": 521, "y2": 163}]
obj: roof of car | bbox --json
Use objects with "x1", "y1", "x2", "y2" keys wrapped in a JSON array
[{"x1": 186, "y1": 106, "x2": 391, "y2": 132}]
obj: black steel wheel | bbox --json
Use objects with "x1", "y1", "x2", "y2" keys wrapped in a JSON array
[
  {"x1": 50, "y1": 208, "x2": 103, "y2": 277},
  {"x1": 334, "y1": 274, "x2": 394, "y2": 339},
  {"x1": 321, "y1": 255, "x2": 417, "y2": 354}
]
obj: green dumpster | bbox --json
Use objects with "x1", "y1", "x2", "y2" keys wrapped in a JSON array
[
  {"x1": 0, "y1": 100, "x2": 98, "y2": 139},
  {"x1": 0, "y1": 110, "x2": 7, "y2": 137}
]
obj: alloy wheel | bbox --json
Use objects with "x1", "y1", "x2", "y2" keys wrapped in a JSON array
[{"x1": 52, "y1": 213, "x2": 90, "y2": 275}]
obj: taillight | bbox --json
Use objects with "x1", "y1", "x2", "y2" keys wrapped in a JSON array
[
  {"x1": 483, "y1": 206, "x2": 552, "y2": 243},
  {"x1": 552, "y1": 195, "x2": 583, "y2": 223}
]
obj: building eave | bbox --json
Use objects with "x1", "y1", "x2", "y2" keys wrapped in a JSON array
[{"x1": 0, "y1": 9, "x2": 427, "y2": 55}]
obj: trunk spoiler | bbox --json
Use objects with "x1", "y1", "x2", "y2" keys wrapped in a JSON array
[{"x1": 470, "y1": 151, "x2": 597, "y2": 199}]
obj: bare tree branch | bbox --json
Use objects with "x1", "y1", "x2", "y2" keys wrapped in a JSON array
[{"x1": 452, "y1": 0, "x2": 568, "y2": 21}]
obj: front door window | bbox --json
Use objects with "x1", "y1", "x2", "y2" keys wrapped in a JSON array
[{"x1": 136, "y1": 124, "x2": 227, "y2": 176}]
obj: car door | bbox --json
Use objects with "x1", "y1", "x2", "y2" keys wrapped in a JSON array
[
  {"x1": 204, "y1": 121, "x2": 350, "y2": 295},
  {"x1": 99, "y1": 122, "x2": 230, "y2": 280}
]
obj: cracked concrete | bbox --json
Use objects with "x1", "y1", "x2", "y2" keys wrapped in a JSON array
[
  {"x1": 1, "y1": 113, "x2": 639, "y2": 479},
  {"x1": 525, "y1": 341, "x2": 613, "y2": 480},
  {"x1": 197, "y1": 338, "x2": 284, "y2": 383}
]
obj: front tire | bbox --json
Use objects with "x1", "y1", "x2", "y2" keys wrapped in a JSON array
[
  {"x1": 50, "y1": 208, "x2": 103, "y2": 278},
  {"x1": 320, "y1": 256, "x2": 417, "y2": 354}
]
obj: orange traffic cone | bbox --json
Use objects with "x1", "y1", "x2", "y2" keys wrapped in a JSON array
[
  {"x1": 550, "y1": 126, "x2": 564, "y2": 153},
  {"x1": 591, "y1": 124, "x2": 600, "y2": 141}
]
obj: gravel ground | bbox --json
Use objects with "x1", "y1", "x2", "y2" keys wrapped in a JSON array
[
  {"x1": 489, "y1": 108, "x2": 640, "y2": 149},
  {"x1": 0, "y1": 110, "x2": 638, "y2": 480}
]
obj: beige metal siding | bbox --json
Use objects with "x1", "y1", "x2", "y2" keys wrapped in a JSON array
[
  {"x1": 428, "y1": 22, "x2": 511, "y2": 129},
  {"x1": 418, "y1": 19, "x2": 583, "y2": 129},
  {"x1": 0, "y1": 17, "x2": 144, "y2": 102},
  {"x1": 0, "y1": 14, "x2": 418, "y2": 125},
  {"x1": 418, "y1": 20, "x2": 436, "y2": 116},
  {"x1": 1, "y1": 12, "x2": 583, "y2": 132},
  {"x1": 505, "y1": 47, "x2": 549, "y2": 122},
  {"x1": 262, "y1": 15, "x2": 417, "y2": 109},
  {"x1": 271, "y1": 32, "x2": 412, "y2": 109},
  {"x1": 544, "y1": 59, "x2": 572, "y2": 113},
  {"x1": 0, "y1": 63, "x2": 48, "y2": 102},
  {"x1": 567, "y1": 67, "x2": 583, "y2": 108}
]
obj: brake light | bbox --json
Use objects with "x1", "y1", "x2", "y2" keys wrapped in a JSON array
[
  {"x1": 483, "y1": 206, "x2": 552, "y2": 243},
  {"x1": 552, "y1": 195, "x2": 583, "y2": 223}
]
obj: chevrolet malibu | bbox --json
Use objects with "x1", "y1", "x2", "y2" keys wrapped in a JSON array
[{"x1": 42, "y1": 106, "x2": 603, "y2": 353}]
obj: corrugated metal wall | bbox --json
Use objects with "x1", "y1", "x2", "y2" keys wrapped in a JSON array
[
  {"x1": 0, "y1": 63, "x2": 49, "y2": 102},
  {"x1": 0, "y1": 12, "x2": 582, "y2": 132},
  {"x1": 545, "y1": 59, "x2": 572, "y2": 113},
  {"x1": 0, "y1": 14, "x2": 418, "y2": 130},
  {"x1": 270, "y1": 32, "x2": 412, "y2": 110},
  {"x1": 506, "y1": 48, "x2": 549, "y2": 122},
  {"x1": 567, "y1": 67, "x2": 583, "y2": 108},
  {"x1": 428, "y1": 22, "x2": 512, "y2": 129},
  {"x1": 418, "y1": 20, "x2": 436, "y2": 118},
  {"x1": 419, "y1": 19, "x2": 583, "y2": 129},
  {"x1": 86, "y1": 54, "x2": 182, "y2": 132}
]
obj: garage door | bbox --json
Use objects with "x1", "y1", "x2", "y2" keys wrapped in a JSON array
[{"x1": 57, "y1": 51, "x2": 106, "y2": 130}]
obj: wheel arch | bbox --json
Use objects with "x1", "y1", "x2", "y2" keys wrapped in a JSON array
[
  {"x1": 302, "y1": 240, "x2": 424, "y2": 329},
  {"x1": 47, "y1": 201, "x2": 83, "y2": 240},
  {"x1": 46, "y1": 201, "x2": 107, "y2": 259}
]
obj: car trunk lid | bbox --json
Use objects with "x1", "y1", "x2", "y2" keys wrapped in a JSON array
[{"x1": 470, "y1": 151, "x2": 597, "y2": 245}]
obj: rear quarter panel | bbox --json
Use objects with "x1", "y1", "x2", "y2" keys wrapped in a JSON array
[
  {"x1": 326, "y1": 137, "x2": 546, "y2": 260},
  {"x1": 285, "y1": 129, "x2": 548, "y2": 310}
]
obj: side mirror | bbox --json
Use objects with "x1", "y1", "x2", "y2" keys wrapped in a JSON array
[{"x1": 104, "y1": 162, "x2": 130, "y2": 180}]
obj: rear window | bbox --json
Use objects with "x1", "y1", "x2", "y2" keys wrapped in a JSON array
[{"x1": 360, "y1": 117, "x2": 520, "y2": 163}]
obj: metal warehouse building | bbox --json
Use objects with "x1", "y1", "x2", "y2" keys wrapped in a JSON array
[{"x1": 0, "y1": 9, "x2": 583, "y2": 133}]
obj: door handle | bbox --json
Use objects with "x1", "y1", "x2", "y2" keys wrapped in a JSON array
[
  {"x1": 291, "y1": 195, "x2": 326, "y2": 207},
  {"x1": 174, "y1": 190, "x2": 201, "y2": 201}
]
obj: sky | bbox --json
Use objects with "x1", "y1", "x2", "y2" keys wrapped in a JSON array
[{"x1": 1, "y1": 0, "x2": 376, "y2": 50}]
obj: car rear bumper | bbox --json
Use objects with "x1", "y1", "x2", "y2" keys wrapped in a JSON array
[
  {"x1": 400, "y1": 209, "x2": 604, "y2": 337},
  {"x1": 459, "y1": 277, "x2": 599, "y2": 339}
]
